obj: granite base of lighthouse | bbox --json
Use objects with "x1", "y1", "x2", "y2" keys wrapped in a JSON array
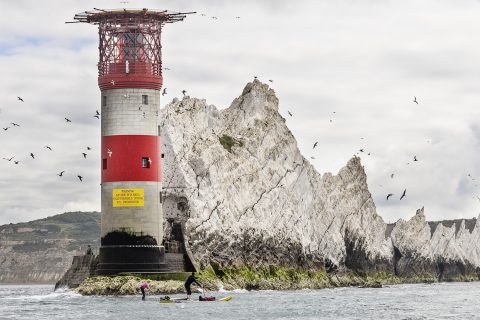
[{"x1": 95, "y1": 231, "x2": 169, "y2": 275}]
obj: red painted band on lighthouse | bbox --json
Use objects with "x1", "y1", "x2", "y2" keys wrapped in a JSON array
[{"x1": 101, "y1": 135, "x2": 161, "y2": 182}]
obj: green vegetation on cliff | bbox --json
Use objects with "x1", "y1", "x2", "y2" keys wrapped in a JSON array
[{"x1": 76, "y1": 267, "x2": 462, "y2": 295}]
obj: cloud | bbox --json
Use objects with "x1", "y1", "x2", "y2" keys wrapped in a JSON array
[{"x1": 1, "y1": 0, "x2": 480, "y2": 225}]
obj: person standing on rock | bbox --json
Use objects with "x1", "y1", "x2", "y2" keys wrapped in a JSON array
[
  {"x1": 184, "y1": 272, "x2": 202, "y2": 300},
  {"x1": 140, "y1": 281, "x2": 149, "y2": 300}
]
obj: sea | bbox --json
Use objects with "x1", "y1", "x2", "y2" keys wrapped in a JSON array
[{"x1": 0, "y1": 282, "x2": 479, "y2": 320}]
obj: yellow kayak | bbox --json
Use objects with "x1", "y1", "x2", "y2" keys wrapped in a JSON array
[{"x1": 218, "y1": 295, "x2": 234, "y2": 302}]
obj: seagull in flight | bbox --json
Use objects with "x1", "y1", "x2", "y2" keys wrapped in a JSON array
[
  {"x1": 359, "y1": 149, "x2": 364, "y2": 153},
  {"x1": 310, "y1": 156, "x2": 315, "y2": 160},
  {"x1": 182, "y1": 90, "x2": 187, "y2": 96},
  {"x1": 386, "y1": 193, "x2": 394, "y2": 200},
  {"x1": 58, "y1": 171, "x2": 65, "y2": 177},
  {"x1": 65, "y1": 118, "x2": 72, "y2": 122},
  {"x1": 107, "y1": 148, "x2": 112, "y2": 157},
  {"x1": 313, "y1": 142, "x2": 318, "y2": 149},
  {"x1": 96, "y1": 110, "x2": 100, "y2": 116},
  {"x1": 17, "y1": 96, "x2": 24, "y2": 102},
  {"x1": 77, "y1": 175, "x2": 83, "y2": 182},
  {"x1": 400, "y1": 189, "x2": 406, "y2": 200},
  {"x1": 391, "y1": 173, "x2": 394, "y2": 179},
  {"x1": 268, "y1": 79, "x2": 273, "y2": 83},
  {"x1": 2, "y1": 156, "x2": 14, "y2": 162},
  {"x1": 45, "y1": 146, "x2": 52, "y2": 151},
  {"x1": 413, "y1": 96, "x2": 418, "y2": 104},
  {"x1": 94, "y1": 115, "x2": 100, "y2": 119},
  {"x1": 87, "y1": 147, "x2": 91, "y2": 150},
  {"x1": 414, "y1": 156, "x2": 418, "y2": 162},
  {"x1": 287, "y1": 111, "x2": 293, "y2": 117},
  {"x1": 3, "y1": 127, "x2": 10, "y2": 131},
  {"x1": 13, "y1": 161, "x2": 19, "y2": 165},
  {"x1": 10, "y1": 123, "x2": 20, "y2": 127},
  {"x1": 30, "y1": 153, "x2": 35, "y2": 159},
  {"x1": 82, "y1": 153, "x2": 87, "y2": 159},
  {"x1": 164, "y1": 67, "x2": 171, "y2": 71},
  {"x1": 110, "y1": 80, "x2": 115, "y2": 86},
  {"x1": 162, "y1": 88, "x2": 167, "y2": 96}
]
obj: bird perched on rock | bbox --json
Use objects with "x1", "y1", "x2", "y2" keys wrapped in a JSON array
[
  {"x1": 182, "y1": 90, "x2": 187, "y2": 96},
  {"x1": 400, "y1": 189, "x2": 406, "y2": 200},
  {"x1": 387, "y1": 193, "x2": 393, "y2": 200}
]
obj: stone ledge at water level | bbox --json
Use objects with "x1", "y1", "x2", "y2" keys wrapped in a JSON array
[{"x1": 74, "y1": 267, "x2": 480, "y2": 296}]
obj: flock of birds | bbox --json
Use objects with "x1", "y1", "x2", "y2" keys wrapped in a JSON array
[
  {"x1": 1, "y1": 96, "x2": 98, "y2": 182},
  {"x1": 281, "y1": 94, "x2": 470, "y2": 203}
]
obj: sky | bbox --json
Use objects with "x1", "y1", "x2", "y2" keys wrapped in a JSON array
[{"x1": 1, "y1": 0, "x2": 480, "y2": 225}]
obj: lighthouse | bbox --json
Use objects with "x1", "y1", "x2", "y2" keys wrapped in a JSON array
[{"x1": 72, "y1": 8, "x2": 193, "y2": 275}]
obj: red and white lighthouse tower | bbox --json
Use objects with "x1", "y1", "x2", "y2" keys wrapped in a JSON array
[{"x1": 73, "y1": 8, "x2": 192, "y2": 274}]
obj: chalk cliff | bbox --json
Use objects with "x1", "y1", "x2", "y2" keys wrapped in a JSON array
[{"x1": 160, "y1": 80, "x2": 480, "y2": 280}]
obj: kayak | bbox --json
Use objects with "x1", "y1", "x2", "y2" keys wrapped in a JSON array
[
  {"x1": 159, "y1": 295, "x2": 234, "y2": 304},
  {"x1": 159, "y1": 297, "x2": 188, "y2": 304},
  {"x1": 218, "y1": 295, "x2": 234, "y2": 302}
]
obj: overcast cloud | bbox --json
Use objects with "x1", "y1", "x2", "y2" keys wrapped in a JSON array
[{"x1": 1, "y1": 0, "x2": 480, "y2": 224}]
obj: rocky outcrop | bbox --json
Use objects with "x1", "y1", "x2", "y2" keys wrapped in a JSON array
[
  {"x1": 54, "y1": 254, "x2": 97, "y2": 289},
  {"x1": 160, "y1": 80, "x2": 480, "y2": 281},
  {"x1": 391, "y1": 208, "x2": 480, "y2": 281}
]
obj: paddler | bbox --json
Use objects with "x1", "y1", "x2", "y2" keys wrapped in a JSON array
[
  {"x1": 184, "y1": 272, "x2": 202, "y2": 300},
  {"x1": 140, "y1": 281, "x2": 149, "y2": 300}
]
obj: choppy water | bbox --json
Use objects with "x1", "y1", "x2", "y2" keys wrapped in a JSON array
[{"x1": 1, "y1": 282, "x2": 479, "y2": 319}]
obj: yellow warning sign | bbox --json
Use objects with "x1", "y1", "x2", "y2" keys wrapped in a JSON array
[{"x1": 112, "y1": 188, "x2": 145, "y2": 207}]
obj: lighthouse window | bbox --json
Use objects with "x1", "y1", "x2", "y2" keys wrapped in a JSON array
[
  {"x1": 102, "y1": 96, "x2": 107, "y2": 107},
  {"x1": 142, "y1": 95, "x2": 148, "y2": 105},
  {"x1": 142, "y1": 157, "x2": 151, "y2": 168},
  {"x1": 102, "y1": 158, "x2": 107, "y2": 170}
]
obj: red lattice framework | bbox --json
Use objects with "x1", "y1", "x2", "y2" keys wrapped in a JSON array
[{"x1": 72, "y1": 9, "x2": 194, "y2": 90}]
